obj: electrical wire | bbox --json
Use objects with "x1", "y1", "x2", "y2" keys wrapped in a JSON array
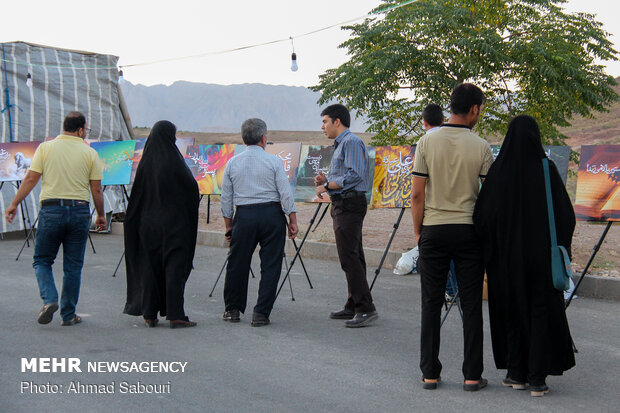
[{"x1": 0, "y1": 0, "x2": 420, "y2": 71}]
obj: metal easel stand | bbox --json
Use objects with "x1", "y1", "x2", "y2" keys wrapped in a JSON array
[
  {"x1": 208, "y1": 250, "x2": 256, "y2": 298},
  {"x1": 440, "y1": 274, "x2": 463, "y2": 327},
  {"x1": 273, "y1": 203, "x2": 327, "y2": 302},
  {"x1": 370, "y1": 207, "x2": 406, "y2": 291}
]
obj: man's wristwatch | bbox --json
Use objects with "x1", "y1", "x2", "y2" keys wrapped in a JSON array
[{"x1": 323, "y1": 181, "x2": 329, "y2": 190}]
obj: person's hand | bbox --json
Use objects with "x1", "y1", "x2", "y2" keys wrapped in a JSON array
[
  {"x1": 314, "y1": 171, "x2": 327, "y2": 186},
  {"x1": 288, "y1": 222, "x2": 298, "y2": 239},
  {"x1": 316, "y1": 185, "x2": 328, "y2": 197},
  {"x1": 5, "y1": 204, "x2": 17, "y2": 224},
  {"x1": 224, "y1": 225, "x2": 233, "y2": 242},
  {"x1": 95, "y1": 214, "x2": 107, "y2": 232},
  {"x1": 415, "y1": 233, "x2": 421, "y2": 244}
]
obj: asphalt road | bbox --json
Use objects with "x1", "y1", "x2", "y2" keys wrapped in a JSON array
[{"x1": 1, "y1": 233, "x2": 618, "y2": 413}]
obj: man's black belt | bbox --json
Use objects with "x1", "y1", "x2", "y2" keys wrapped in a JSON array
[
  {"x1": 330, "y1": 191, "x2": 366, "y2": 201},
  {"x1": 236, "y1": 201, "x2": 281, "y2": 209},
  {"x1": 41, "y1": 199, "x2": 89, "y2": 207}
]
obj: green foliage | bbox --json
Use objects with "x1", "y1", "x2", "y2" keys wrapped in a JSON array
[{"x1": 312, "y1": 0, "x2": 618, "y2": 146}]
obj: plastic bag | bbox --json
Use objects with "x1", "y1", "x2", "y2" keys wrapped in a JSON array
[{"x1": 393, "y1": 246, "x2": 419, "y2": 275}]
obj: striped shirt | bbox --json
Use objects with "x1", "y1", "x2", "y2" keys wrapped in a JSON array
[
  {"x1": 221, "y1": 145, "x2": 297, "y2": 218},
  {"x1": 327, "y1": 129, "x2": 369, "y2": 194}
]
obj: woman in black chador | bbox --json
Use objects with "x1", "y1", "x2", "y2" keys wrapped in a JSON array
[
  {"x1": 473, "y1": 115, "x2": 575, "y2": 397},
  {"x1": 124, "y1": 120, "x2": 200, "y2": 328}
]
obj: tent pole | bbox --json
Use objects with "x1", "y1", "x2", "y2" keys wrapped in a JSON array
[{"x1": 1, "y1": 43, "x2": 15, "y2": 142}]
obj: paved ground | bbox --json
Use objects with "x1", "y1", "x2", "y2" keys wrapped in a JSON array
[{"x1": 1, "y1": 233, "x2": 619, "y2": 413}]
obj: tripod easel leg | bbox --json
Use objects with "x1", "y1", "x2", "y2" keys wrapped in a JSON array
[
  {"x1": 312, "y1": 202, "x2": 330, "y2": 232},
  {"x1": 370, "y1": 207, "x2": 405, "y2": 291},
  {"x1": 440, "y1": 291, "x2": 463, "y2": 327},
  {"x1": 292, "y1": 238, "x2": 313, "y2": 289},
  {"x1": 112, "y1": 249, "x2": 125, "y2": 277},
  {"x1": 274, "y1": 203, "x2": 323, "y2": 301},
  {"x1": 282, "y1": 252, "x2": 295, "y2": 301},
  {"x1": 16, "y1": 216, "x2": 39, "y2": 261},
  {"x1": 566, "y1": 221, "x2": 613, "y2": 309},
  {"x1": 14, "y1": 182, "x2": 30, "y2": 243},
  {"x1": 209, "y1": 253, "x2": 229, "y2": 297}
]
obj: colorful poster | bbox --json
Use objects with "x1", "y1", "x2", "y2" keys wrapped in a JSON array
[
  {"x1": 175, "y1": 137, "x2": 195, "y2": 157},
  {"x1": 372, "y1": 146, "x2": 415, "y2": 209},
  {"x1": 295, "y1": 145, "x2": 334, "y2": 202},
  {"x1": 265, "y1": 143, "x2": 301, "y2": 196},
  {"x1": 365, "y1": 146, "x2": 376, "y2": 205},
  {"x1": 491, "y1": 144, "x2": 571, "y2": 183},
  {"x1": 0, "y1": 142, "x2": 41, "y2": 182},
  {"x1": 128, "y1": 137, "x2": 194, "y2": 184},
  {"x1": 129, "y1": 138, "x2": 147, "y2": 184},
  {"x1": 90, "y1": 140, "x2": 136, "y2": 186},
  {"x1": 295, "y1": 145, "x2": 376, "y2": 204},
  {"x1": 185, "y1": 144, "x2": 235, "y2": 195},
  {"x1": 574, "y1": 145, "x2": 620, "y2": 221}
]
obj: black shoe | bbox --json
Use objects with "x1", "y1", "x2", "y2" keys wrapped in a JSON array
[
  {"x1": 329, "y1": 308, "x2": 355, "y2": 320},
  {"x1": 169, "y1": 319, "x2": 197, "y2": 328},
  {"x1": 530, "y1": 384, "x2": 549, "y2": 397},
  {"x1": 37, "y1": 302, "x2": 59, "y2": 325},
  {"x1": 222, "y1": 309, "x2": 240, "y2": 323},
  {"x1": 463, "y1": 378, "x2": 488, "y2": 392},
  {"x1": 251, "y1": 312, "x2": 270, "y2": 327},
  {"x1": 344, "y1": 311, "x2": 378, "y2": 328},
  {"x1": 144, "y1": 318, "x2": 159, "y2": 328},
  {"x1": 502, "y1": 376, "x2": 527, "y2": 390},
  {"x1": 422, "y1": 376, "x2": 441, "y2": 390}
]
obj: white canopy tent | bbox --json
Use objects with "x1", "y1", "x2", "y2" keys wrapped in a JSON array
[{"x1": 0, "y1": 41, "x2": 134, "y2": 233}]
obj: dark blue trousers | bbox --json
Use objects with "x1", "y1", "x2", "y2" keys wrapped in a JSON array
[{"x1": 223, "y1": 203, "x2": 286, "y2": 317}]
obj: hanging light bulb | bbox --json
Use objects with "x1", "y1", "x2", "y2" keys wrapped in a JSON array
[
  {"x1": 26, "y1": 72, "x2": 33, "y2": 88},
  {"x1": 289, "y1": 36, "x2": 298, "y2": 72},
  {"x1": 291, "y1": 52, "x2": 298, "y2": 72}
]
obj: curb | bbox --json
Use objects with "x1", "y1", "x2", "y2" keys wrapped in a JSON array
[{"x1": 111, "y1": 223, "x2": 618, "y2": 301}]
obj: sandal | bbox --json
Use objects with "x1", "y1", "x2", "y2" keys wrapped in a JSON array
[
  {"x1": 422, "y1": 376, "x2": 441, "y2": 390},
  {"x1": 61, "y1": 315, "x2": 82, "y2": 326}
]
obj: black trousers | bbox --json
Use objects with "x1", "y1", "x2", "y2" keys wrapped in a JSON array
[
  {"x1": 331, "y1": 194, "x2": 375, "y2": 313},
  {"x1": 223, "y1": 203, "x2": 286, "y2": 317},
  {"x1": 418, "y1": 224, "x2": 484, "y2": 380}
]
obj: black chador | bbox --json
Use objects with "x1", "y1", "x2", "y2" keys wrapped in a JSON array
[
  {"x1": 473, "y1": 115, "x2": 575, "y2": 383},
  {"x1": 123, "y1": 121, "x2": 200, "y2": 322}
]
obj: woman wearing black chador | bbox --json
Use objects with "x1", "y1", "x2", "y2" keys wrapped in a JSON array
[
  {"x1": 473, "y1": 115, "x2": 575, "y2": 396},
  {"x1": 124, "y1": 120, "x2": 200, "y2": 328}
]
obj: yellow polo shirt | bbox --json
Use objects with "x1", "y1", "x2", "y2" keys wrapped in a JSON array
[
  {"x1": 29, "y1": 135, "x2": 103, "y2": 202},
  {"x1": 412, "y1": 125, "x2": 493, "y2": 225}
]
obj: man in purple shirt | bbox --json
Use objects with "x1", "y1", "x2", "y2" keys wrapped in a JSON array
[{"x1": 314, "y1": 104, "x2": 377, "y2": 328}]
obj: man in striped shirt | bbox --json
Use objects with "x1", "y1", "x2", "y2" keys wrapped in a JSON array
[
  {"x1": 220, "y1": 118, "x2": 298, "y2": 327},
  {"x1": 314, "y1": 104, "x2": 377, "y2": 328}
]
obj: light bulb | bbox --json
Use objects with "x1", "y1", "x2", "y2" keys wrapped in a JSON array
[
  {"x1": 291, "y1": 53, "x2": 298, "y2": 72},
  {"x1": 26, "y1": 73, "x2": 33, "y2": 88}
]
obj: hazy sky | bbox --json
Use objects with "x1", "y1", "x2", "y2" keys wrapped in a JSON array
[{"x1": 2, "y1": 0, "x2": 618, "y2": 87}]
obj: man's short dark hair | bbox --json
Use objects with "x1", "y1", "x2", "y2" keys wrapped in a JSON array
[
  {"x1": 241, "y1": 118, "x2": 267, "y2": 145},
  {"x1": 422, "y1": 104, "x2": 444, "y2": 127},
  {"x1": 63, "y1": 111, "x2": 86, "y2": 133},
  {"x1": 450, "y1": 83, "x2": 485, "y2": 115},
  {"x1": 320, "y1": 104, "x2": 351, "y2": 128}
]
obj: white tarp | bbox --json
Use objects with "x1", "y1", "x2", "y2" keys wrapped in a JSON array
[{"x1": 0, "y1": 41, "x2": 133, "y2": 233}]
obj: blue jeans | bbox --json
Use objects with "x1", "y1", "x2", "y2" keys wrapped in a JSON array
[
  {"x1": 33, "y1": 205, "x2": 91, "y2": 322},
  {"x1": 446, "y1": 261, "x2": 458, "y2": 295}
]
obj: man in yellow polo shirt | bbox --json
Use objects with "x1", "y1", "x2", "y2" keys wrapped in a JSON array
[
  {"x1": 5, "y1": 111, "x2": 106, "y2": 326},
  {"x1": 411, "y1": 84, "x2": 494, "y2": 391}
]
